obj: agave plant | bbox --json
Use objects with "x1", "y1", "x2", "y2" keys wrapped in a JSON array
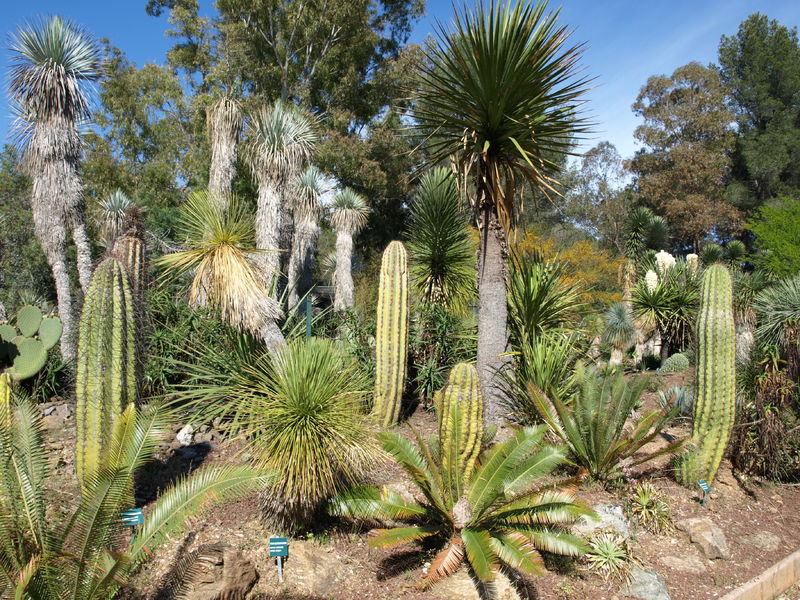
[
  {"x1": 330, "y1": 188, "x2": 369, "y2": 311},
  {"x1": 407, "y1": 168, "x2": 476, "y2": 316},
  {"x1": 0, "y1": 392, "x2": 267, "y2": 600},
  {"x1": 528, "y1": 366, "x2": 683, "y2": 481},
  {"x1": 8, "y1": 16, "x2": 102, "y2": 359},
  {"x1": 330, "y1": 426, "x2": 590, "y2": 591},
  {"x1": 602, "y1": 302, "x2": 637, "y2": 366},
  {"x1": 155, "y1": 190, "x2": 285, "y2": 355},
  {"x1": 97, "y1": 189, "x2": 133, "y2": 247}
]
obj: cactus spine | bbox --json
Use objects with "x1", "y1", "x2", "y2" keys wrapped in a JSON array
[
  {"x1": 436, "y1": 363, "x2": 483, "y2": 493},
  {"x1": 683, "y1": 264, "x2": 736, "y2": 484},
  {"x1": 372, "y1": 241, "x2": 409, "y2": 427},
  {"x1": 76, "y1": 257, "x2": 138, "y2": 486}
]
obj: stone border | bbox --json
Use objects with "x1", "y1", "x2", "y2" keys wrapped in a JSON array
[{"x1": 719, "y1": 549, "x2": 800, "y2": 600}]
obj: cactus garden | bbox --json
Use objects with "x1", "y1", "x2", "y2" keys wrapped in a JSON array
[{"x1": 0, "y1": 1, "x2": 799, "y2": 599}]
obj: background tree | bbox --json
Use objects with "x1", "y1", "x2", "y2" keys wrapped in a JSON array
[
  {"x1": 719, "y1": 13, "x2": 800, "y2": 211},
  {"x1": 629, "y1": 62, "x2": 737, "y2": 250},
  {"x1": 746, "y1": 197, "x2": 800, "y2": 276}
]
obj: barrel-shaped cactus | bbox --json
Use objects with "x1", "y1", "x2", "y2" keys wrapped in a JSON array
[
  {"x1": 436, "y1": 363, "x2": 483, "y2": 492},
  {"x1": 76, "y1": 257, "x2": 138, "y2": 486},
  {"x1": 680, "y1": 264, "x2": 735, "y2": 484},
  {"x1": 372, "y1": 241, "x2": 409, "y2": 427}
]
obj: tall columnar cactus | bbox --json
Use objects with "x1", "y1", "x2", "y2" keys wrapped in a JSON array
[
  {"x1": 76, "y1": 257, "x2": 138, "y2": 486},
  {"x1": 0, "y1": 374, "x2": 11, "y2": 426},
  {"x1": 372, "y1": 241, "x2": 409, "y2": 427},
  {"x1": 112, "y1": 233, "x2": 146, "y2": 300},
  {"x1": 436, "y1": 363, "x2": 483, "y2": 493},
  {"x1": 681, "y1": 264, "x2": 735, "y2": 484}
]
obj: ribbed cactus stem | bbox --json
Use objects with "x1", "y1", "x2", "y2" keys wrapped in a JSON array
[
  {"x1": 0, "y1": 374, "x2": 11, "y2": 427},
  {"x1": 372, "y1": 241, "x2": 409, "y2": 427},
  {"x1": 112, "y1": 234, "x2": 146, "y2": 300},
  {"x1": 76, "y1": 258, "x2": 138, "y2": 486},
  {"x1": 437, "y1": 363, "x2": 483, "y2": 494},
  {"x1": 691, "y1": 264, "x2": 736, "y2": 483}
]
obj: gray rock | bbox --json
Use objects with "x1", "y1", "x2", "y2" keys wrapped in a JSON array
[
  {"x1": 575, "y1": 504, "x2": 630, "y2": 538},
  {"x1": 41, "y1": 414, "x2": 65, "y2": 431},
  {"x1": 622, "y1": 567, "x2": 671, "y2": 600},
  {"x1": 183, "y1": 548, "x2": 257, "y2": 600},
  {"x1": 176, "y1": 424, "x2": 194, "y2": 446},
  {"x1": 658, "y1": 552, "x2": 706, "y2": 574},
  {"x1": 742, "y1": 530, "x2": 781, "y2": 552},
  {"x1": 675, "y1": 517, "x2": 730, "y2": 560}
]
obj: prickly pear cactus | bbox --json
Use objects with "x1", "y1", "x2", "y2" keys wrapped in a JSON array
[
  {"x1": 0, "y1": 306, "x2": 62, "y2": 380},
  {"x1": 76, "y1": 257, "x2": 138, "y2": 486},
  {"x1": 371, "y1": 241, "x2": 409, "y2": 427},
  {"x1": 436, "y1": 363, "x2": 483, "y2": 494}
]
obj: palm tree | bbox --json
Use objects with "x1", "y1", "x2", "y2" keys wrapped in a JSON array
[
  {"x1": 330, "y1": 188, "x2": 369, "y2": 312},
  {"x1": 244, "y1": 102, "x2": 317, "y2": 293},
  {"x1": 9, "y1": 16, "x2": 102, "y2": 361},
  {"x1": 287, "y1": 166, "x2": 327, "y2": 307},
  {"x1": 206, "y1": 95, "x2": 243, "y2": 205},
  {"x1": 602, "y1": 303, "x2": 637, "y2": 366},
  {"x1": 407, "y1": 168, "x2": 476, "y2": 316},
  {"x1": 413, "y1": 0, "x2": 590, "y2": 423},
  {"x1": 330, "y1": 426, "x2": 589, "y2": 592},
  {"x1": 155, "y1": 190, "x2": 285, "y2": 355}
]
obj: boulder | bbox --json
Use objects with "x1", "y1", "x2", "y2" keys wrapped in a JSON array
[
  {"x1": 176, "y1": 424, "x2": 195, "y2": 446},
  {"x1": 622, "y1": 567, "x2": 671, "y2": 600},
  {"x1": 658, "y1": 551, "x2": 707, "y2": 574},
  {"x1": 183, "y1": 547, "x2": 258, "y2": 600},
  {"x1": 675, "y1": 517, "x2": 730, "y2": 560},
  {"x1": 742, "y1": 531, "x2": 781, "y2": 552},
  {"x1": 574, "y1": 504, "x2": 630, "y2": 538},
  {"x1": 281, "y1": 540, "x2": 348, "y2": 597}
]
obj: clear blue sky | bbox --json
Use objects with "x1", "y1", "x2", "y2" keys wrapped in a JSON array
[{"x1": 2, "y1": 0, "x2": 799, "y2": 159}]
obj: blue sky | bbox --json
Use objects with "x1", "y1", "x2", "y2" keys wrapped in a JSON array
[{"x1": 2, "y1": 0, "x2": 799, "y2": 159}]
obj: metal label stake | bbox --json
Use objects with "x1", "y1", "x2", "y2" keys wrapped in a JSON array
[{"x1": 269, "y1": 537, "x2": 289, "y2": 582}]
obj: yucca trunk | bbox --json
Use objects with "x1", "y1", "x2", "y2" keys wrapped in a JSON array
[
  {"x1": 476, "y1": 206, "x2": 508, "y2": 426},
  {"x1": 70, "y1": 204, "x2": 93, "y2": 293},
  {"x1": 255, "y1": 182, "x2": 283, "y2": 294},
  {"x1": 207, "y1": 97, "x2": 242, "y2": 205},
  {"x1": 334, "y1": 230, "x2": 355, "y2": 311},
  {"x1": 609, "y1": 347, "x2": 623, "y2": 366},
  {"x1": 287, "y1": 220, "x2": 319, "y2": 307}
]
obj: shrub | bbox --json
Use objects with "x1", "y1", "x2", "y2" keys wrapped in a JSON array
[{"x1": 659, "y1": 353, "x2": 689, "y2": 373}]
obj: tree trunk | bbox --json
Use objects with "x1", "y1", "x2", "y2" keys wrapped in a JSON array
[
  {"x1": 333, "y1": 231, "x2": 355, "y2": 311},
  {"x1": 71, "y1": 215, "x2": 93, "y2": 293},
  {"x1": 476, "y1": 205, "x2": 509, "y2": 426},
  {"x1": 287, "y1": 220, "x2": 319, "y2": 307},
  {"x1": 609, "y1": 347, "x2": 623, "y2": 366},
  {"x1": 659, "y1": 331, "x2": 670, "y2": 365},
  {"x1": 207, "y1": 98, "x2": 241, "y2": 207},
  {"x1": 255, "y1": 182, "x2": 283, "y2": 295}
]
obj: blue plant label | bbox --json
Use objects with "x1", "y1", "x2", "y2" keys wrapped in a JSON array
[
  {"x1": 269, "y1": 537, "x2": 289, "y2": 557},
  {"x1": 121, "y1": 508, "x2": 144, "y2": 526},
  {"x1": 698, "y1": 480, "x2": 711, "y2": 493}
]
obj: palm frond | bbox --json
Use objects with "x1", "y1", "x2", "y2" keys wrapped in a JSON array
[
  {"x1": 328, "y1": 485, "x2": 426, "y2": 521},
  {"x1": 461, "y1": 528, "x2": 498, "y2": 583},
  {"x1": 368, "y1": 526, "x2": 440, "y2": 549}
]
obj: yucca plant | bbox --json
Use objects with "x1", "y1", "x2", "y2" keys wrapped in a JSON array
[
  {"x1": 330, "y1": 188, "x2": 369, "y2": 311},
  {"x1": 753, "y1": 273, "x2": 800, "y2": 381},
  {"x1": 206, "y1": 95, "x2": 243, "y2": 202},
  {"x1": 98, "y1": 189, "x2": 133, "y2": 247},
  {"x1": 287, "y1": 165, "x2": 327, "y2": 307},
  {"x1": 602, "y1": 302, "x2": 637, "y2": 366},
  {"x1": 407, "y1": 168, "x2": 476, "y2": 316},
  {"x1": 155, "y1": 190, "x2": 285, "y2": 355},
  {"x1": 0, "y1": 392, "x2": 268, "y2": 600},
  {"x1": 331, "y1": 426, "x2": 590, "y2": 592},
  {"x1": 528, "y1": 366, "x2": 684, "y2": 481}
]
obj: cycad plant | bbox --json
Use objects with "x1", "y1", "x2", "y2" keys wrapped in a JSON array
[
  {"x1": 8, "y1": 16, "x2": 102, "y2": 360},
  {"x1": 155, "y1": 190, "x2": 285, "y2": 354},
  {"x1": 602, "y1": 302, "x2": 637, "y2": 366},
  {"x1": 330, "y1": 188, "x2": 369, "y2": 311},
  {"x1": 0, "y1": 393, "x2": 267, "y2": 600},
  {"x1": 244, "y1": 101, "x2": 317, "y2": 288},
  {"x1": 528, "y1": 366, "x2": 683, "y2": 481},
  {"x1": 330, "y1": 426, "x2": 590, "y2": 592},
  {"x1": 413, "y1": 0, "x2": 590, "y2": 422},
  {"x1": 287, "y1": 165, "x2": 326, "y2": 307},
  {"x1": 407, "y1": 168, "x2": 476, "y2": 316}
]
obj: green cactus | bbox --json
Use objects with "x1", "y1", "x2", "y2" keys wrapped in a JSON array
[
  {"x1": 112, "y1": 233, "x2": 146, "y2": 300},
  {"x1": 0, "y1": 306, "x2": 62, "y2": 380},
  {"x1": 76, "y1": 257, "x2": 138, "y2": 486},
  {"x1": 0, "y1": 373, "x2": 10, "y2": 426},
  {"x1": 436, "y1": 363, "x2": 483, "y2": 493},
  {"x1": 372, "y1": 241, "x2": 409, "y2": 427},
  {"x1": 678, "y1": 264, "x2": 735, "y2": 485}
]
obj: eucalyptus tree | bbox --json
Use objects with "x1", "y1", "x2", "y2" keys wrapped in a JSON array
[
  {"x1": 287, "y1": 166, "x2": 327, "y2": 307},
  {"x1": 244, "y1": 102, "x2": 317, "y2": 293},
  {"x1": 412, "y1": 0, "x2": 590, "y2": 423},
  {"x1": 330, "y1": 188, "x2": 369, "y2": 312},
  {"x1": 206, "y1": 95, "x2": 243, "y2": 205},
  {"x1": 8, "y1": 16, "x2": 102, "y2": 360}
]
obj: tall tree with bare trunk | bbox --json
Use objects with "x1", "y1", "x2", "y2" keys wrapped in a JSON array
[
  {"x1": 244, "y1": 102, "x2": 316, "y2": 296},
  {"x1": 207, "y1": 95, "x2": 242, "y2": 206},
  {"x1": 8, "y1": 16, "x2": 102, "y2": 361},
  {"x1": 330, "y1": 188, "x2": 368, "y2": 312},
  {"x1": 287, "y1": 165, "x2": 326, "y2": 307},
  {"x1": 412, "y1": 0, "x2": 590, "y2": 424}
]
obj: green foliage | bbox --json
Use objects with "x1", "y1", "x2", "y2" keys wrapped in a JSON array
[
  {"x1": 678, "y1": 265, "x2": 736, "y2": 485},
  {"x1": 407, "y1": 168, "x2": 476, "y2": 316},
  {"x1": 659, "y1": 353, "x2": 690, "y2": 373},
  {"x1": 627, "y1": 482, "x2": 672, "y2": 534},
  {"x1": 602, "y1": 302, "x2": 637, "y2": 353},
  {"x1": 699, "y1": 243, "x2": 724, "y2": 266},
  {"x1": 0, "y1": 305, "x2": 62, "y2": 381},
  {"x1": 585, "y1": 533, "x2": 636, "y2": 581},
  {"x1": 330, "y1": 426, "x2": 590, "y2": 589},
  {"x1": 75, "y1": 258, "x2": 137, "y2": 487},
  {"x1": 372, "y1": 241, "x2": 409, "y2": 427},
  {"x1": 624, "y1": 206, "x2": 668, "y2": 262},
  {"x1": 753, "y1": 272, "x2": 800, "y2": 380},
  {"x1": 747, "y1": 198, "x2": 800, "y2": 276},
  {"x1": 528, "y1": 366, "x2": 683, "y2": 481},
  {"x1": 658, "y1": 386, "x2": 693, "y2": 419}
]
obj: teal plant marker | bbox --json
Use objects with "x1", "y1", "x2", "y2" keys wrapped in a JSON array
[
  {"x1": 121, "y1": 508, "x2": 144, "y2": 528},
  {"x1": 269, "y1": 537, "x2": 289, "y2": 582},
  {"x1": 698, "y1": 480, "x2": 711, "y2": 506}
]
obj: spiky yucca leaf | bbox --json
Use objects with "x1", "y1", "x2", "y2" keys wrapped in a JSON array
[
  {"x1": 98, "y1": 189, "x2": 133, "y2": 246},
  {"x1": 602, "y1": 302, "x2": 636, "y2": 352},
  {"x1": 330, "y1": 188, "x2": 369, "y2": 235}
]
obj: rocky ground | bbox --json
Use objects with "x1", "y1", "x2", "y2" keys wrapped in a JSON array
[{"x1": 38, "y1": 370, "x2": 800, "y2": 600}]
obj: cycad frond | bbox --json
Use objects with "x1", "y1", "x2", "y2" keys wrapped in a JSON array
[{"x1": 330, "y1": 188, "x2": 369, "y2": 235}]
